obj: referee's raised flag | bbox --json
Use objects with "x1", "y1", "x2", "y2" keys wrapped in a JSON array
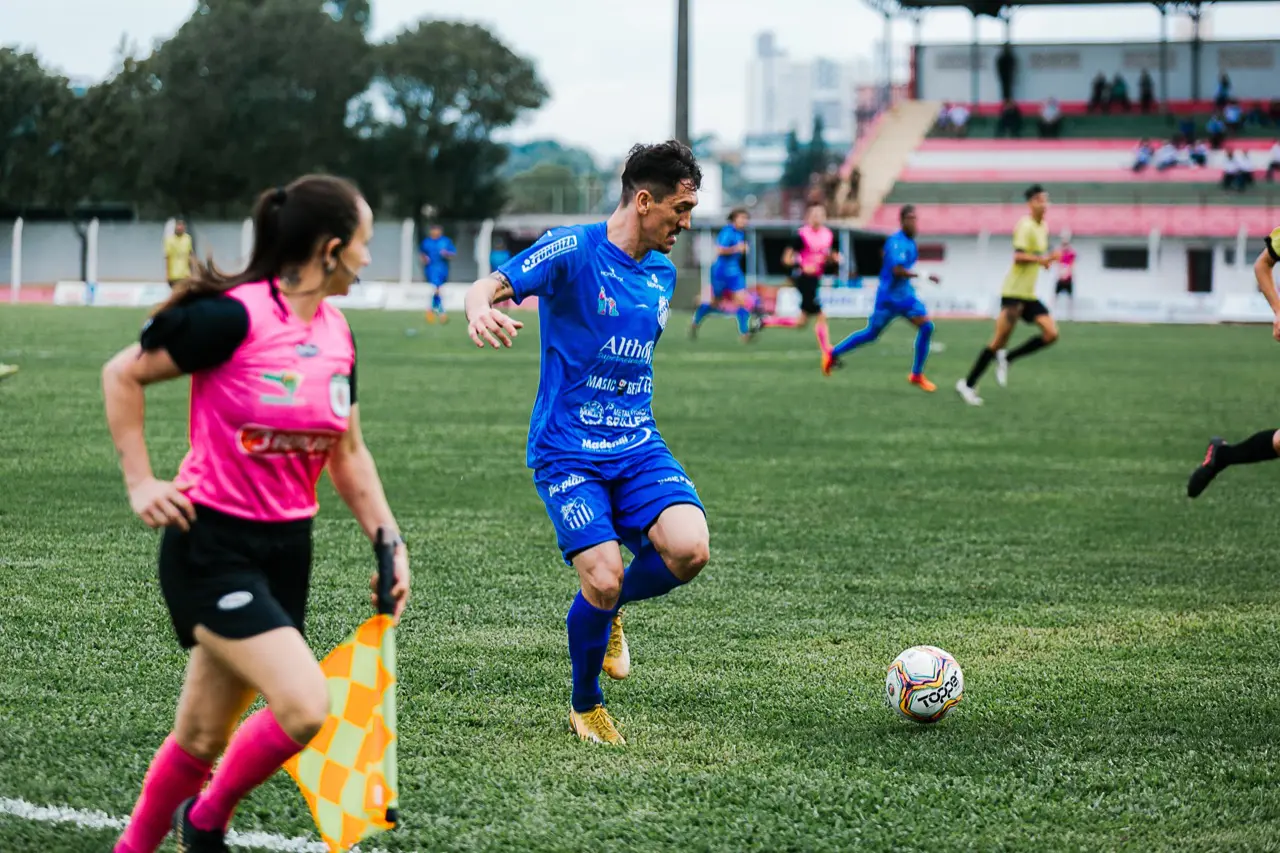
[{"x1": 284, "y1": 528, "x2": 401, "y2": 852}]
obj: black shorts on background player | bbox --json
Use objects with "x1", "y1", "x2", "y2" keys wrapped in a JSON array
[
  {"x1": 794, "y1": 273, "x2": 822, "y2": 314},
  {"x1": 159, "y1": 505, "x2": 313, "y2": 649},
  {"x1": 1055, "y1": 277, "x2": 1073, "y2": 295},
  {"x1": 1001, "y1": 296, "x2": 1050, "y2": 323}
]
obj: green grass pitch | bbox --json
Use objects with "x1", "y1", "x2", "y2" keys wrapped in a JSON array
[{"x1": 1, "y1": 304, "x2": 1279, "y2": 852}]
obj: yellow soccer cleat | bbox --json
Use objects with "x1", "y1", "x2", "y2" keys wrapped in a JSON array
[
  {"x1": 569, "y1": 705, "x2": 625, "y2": 745},
  {"x1": 425, "y1": 310, "x2": 437, "y2": 324},
  {"x1": 602, "y1": 608, "x2": 630, "y2": 680}
]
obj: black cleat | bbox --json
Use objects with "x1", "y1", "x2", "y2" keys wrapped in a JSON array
[
  {"x1": 172, "y1": 797, "x2": 230, "y2": 853},
  {"x1": 1187, "y1": 437, "x2": 1227, "y2": 498}
]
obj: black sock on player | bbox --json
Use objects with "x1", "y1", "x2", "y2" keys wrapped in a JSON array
[
  {"x1": 1217, "y1": 430, "x2": 1280, "y2": 467},
  {"x1": 965, "y1": 348, "x2": 995, "y2": 388}
]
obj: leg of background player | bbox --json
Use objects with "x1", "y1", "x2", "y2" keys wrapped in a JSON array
[
  {"x1": 731, "y1": 291, "x2": 752, "y2": 338},
  {"x1": 908, "y1": 315, "x2": 936, "y2": 391},
  {"x1": 1005, "y1": 313, "x2": 1059, "y2": 366},
  {"x1": 1189, "y1": 429, "x2": 1280, "y2": 497},
  {"x1": 958, "y1": 309, "x2": 1015, "y2": 403}
]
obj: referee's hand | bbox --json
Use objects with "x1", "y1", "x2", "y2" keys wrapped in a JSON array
[
  {"x1": 370, "y1": 541, "x2": 410, "y2": 624},
  {"x1": 467, "y1": 306, "x2": 523, "y2": 349},
  {"x1": 129, "y1": 477, "x2": 196, "y2": 531}
]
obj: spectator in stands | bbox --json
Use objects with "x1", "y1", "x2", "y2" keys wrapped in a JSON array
[
  {"x1": 1267, "y1": 140, "x2": 1280, "y2": 182},
  {"x1": 1224, "y1": 101, "x2": 1244, "y2": 132},
  {"x1": 1233, "y1": 149, "x2": 1256, "y2": 189},
  {"x1": 996, "y1": 99, "x2": 1023, "y2": 138},
  {"x1": 1207, "y1": 114, "x2": 1227, "y2": 149},
  {"x1": 1270, "y1": 100, "x2": 1280, "y2": 125},
  {"x1": 948, "y1": 103, "x2": 970, "y2": 138},
  {"x1": 1246, "y1": 100, "x2": 1268, "y2": 127},
  {"x1": 1038, "y1": 98, "x2": 1063, "y2": 139},
  {"x1": 936, "y1": 102, "x2": 952, "y2": 135},
  {"x1": 1215, "y1": 73, "x2": 1232, "y2": 111},
  {"x1": 1155, "y1": 139, "x2": 1180, "y2": 171},
  {"x1": 996, "y1": 43, "x2": 1017, "y2": 103},
  {"x1": 1222, "y1": 148, "x2": 1240, "y2": 189},
  {"x1": 1088, "y1": 71, "x2": 1109, "y2": 113},
  {"x1": 1110, "y1": 74, "x2": 1132, "y2": 112},
  {"x1": 1132, "y1": 139, "x2": 1154, "y2": 172},
  {"x1": 1179, "y1": 117, "x2": 1197, "y2": 144},
  {"x1": 1139, "y1": 69, "x2": 1156, "y2": 114},
  {"x1": 1190, "y1": 140, "x2": 1210, "y2": 168}
]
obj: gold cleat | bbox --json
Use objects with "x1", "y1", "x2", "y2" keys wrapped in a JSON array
[
  {"x1": 569, "y1": 705, "x2": 625, "y2": 745},
  {"x1": 602, "y1": 608, "x2": 630, "y2": 680}
]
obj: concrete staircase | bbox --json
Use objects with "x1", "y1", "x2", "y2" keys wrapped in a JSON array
[{"x1": 845, "y1": 100, "x2": 940, "y2": 228}]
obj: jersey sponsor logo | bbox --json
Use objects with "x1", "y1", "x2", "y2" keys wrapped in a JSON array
[
  {"x1": 648, "y1": 273, "x2": 664, "y2": 291},
  {"x1": 601, "y1": 265, "x2": 626, "y2": 285},
  {"x1": 585, "y1": 375, "x2": 652, "y2": 396},
  {"x1": 560, "y1": 497, "x2": 595, "y2": 531},
  {"x1": 657, "y1": 474, "x2": 695, "y2": 489},
  {"x1": 598, "y1": 336, "x2": 654, "y2": 365},
  {"x1": 260, "y1": 371, "x2": 304, "y2": 406},
  {"x1": 521, "y1": 233, "x2": 578, "y2": 273},
  {"x1": 296, "y1": 343, "x2": 320, "y2": 358},
  {"x1": 548, "y1": 473, "x2": 586, "y2": 498},
  {"x1": 217, "y1": 591, "x2": 254, "y2": 611},
  {"x1": 657, "y1": 295, "x2": 670, "y2": 331},
  {"x1": 329, "y1": 373, "x2": 352, "y2": 418},
  {"x1": 580, "y1": 428, "x2": 653, "y2": 453},
  {"x1": 601, "y1": 403, "x2": 651, "y2": 428},
  {"x1": 579, "y1": 401, "x2": 605, "y2": 426},
  {"x1": 236, "y1": 426, "x2": 340, "y2": 457},
  {"x1": 597, "y1": 285, "x2": 619, "y2": 317}
]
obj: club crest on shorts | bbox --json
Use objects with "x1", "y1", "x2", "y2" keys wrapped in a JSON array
[
  {"x1": 561, "y1": 497, "x2": 595, "y2": 531},
  {"x1": 329, "y1": 373, "x2": 351, "y2": 418},
  {"x1": 217, "y1": 591, "x2": 254, "y2": 611}
]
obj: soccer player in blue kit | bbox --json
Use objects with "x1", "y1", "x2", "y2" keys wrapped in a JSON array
[
  {"x1": 463, "y1": 141, "x2": 711, "y2": 745},
  {"x1": 690, "y1": 208, "x2": 754, "y2": 341},
  {"x1": 420, "y1": 224, "x2": 456, "y2": 323},
  {"x1": 822, "y1": 205, "x2": 941, "y2": 391}
]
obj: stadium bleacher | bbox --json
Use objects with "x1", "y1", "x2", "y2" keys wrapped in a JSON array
[{"x1": 932, "y1": 100, "x2": 1278, "y2": 139}]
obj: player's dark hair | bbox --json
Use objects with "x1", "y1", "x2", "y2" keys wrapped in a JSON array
[
  {"x1": 620, "y1": 140, "x2": 703, "y2": 204},
  {"x1": 899, "y1": 204, "x2": 917, "y2": 221},
  {"x1": 154, "y1": 174, "x2": 362, "y2": 316},
  {"x1": 1025, "y1": 183, "x2": 1046, "y2": 201},
  {"x1": 728, "y1": 207, "x2": 748, "y2": 221}
]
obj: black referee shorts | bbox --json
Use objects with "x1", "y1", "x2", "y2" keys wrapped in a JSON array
[
  {"x1": 794, "y1": 274, "x2": 823, "y2": 315},
  {"x1": 159, "y1": 504, "x2": 313, "y2": 649},
  {"x1": 1001, "y1": 296, "x2": 1051, "y2": 323}
]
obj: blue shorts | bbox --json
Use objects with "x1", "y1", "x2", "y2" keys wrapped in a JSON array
[
  {"x1": 711, "y1": 268, "x2": 746, "y2": 298},
  {"x1": 426, "y1": 268, "x2": 448, "y2": 287},
  {"x1": 870, "y1": 296, "x2": 929, "y2": 327},
  {"x1": 533, "y1": 446, "x2": 704, "y2": 564}
]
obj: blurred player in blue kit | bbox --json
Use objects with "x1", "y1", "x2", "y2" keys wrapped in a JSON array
[
  {"x1": 420, "y1": 223, "x2": 456, "y2": 323},
  {"x1": 690, "y1": 208, "x2": 756, "y2": 342}
]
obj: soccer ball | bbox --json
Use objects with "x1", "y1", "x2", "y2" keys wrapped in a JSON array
[{"x1": 884, "y1": 645, "x2": 964, "y2": 723}]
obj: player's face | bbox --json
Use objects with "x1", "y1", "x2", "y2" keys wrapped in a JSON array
[
  {"x1": 643, "y1": 180, "x2": 698, "y2": 254},
  {"x1": 902, "y1": 212, "x2": 918, "y2": 237},
  {"x1": 806, "y1": 206, "x2": 826, "y2": 228},
  {"x1": 1029, "y1": 192, "x2": 1049, "y2": 218},
  {"x1": 429, "y1": 226, "x2": 442, "y2": 239},
  {"x1": 731, "y1": 212, "x2": 749, "y2": 230},
  {"x1": 325, "y1": 197, "x2": 374, "y2": 296},
  {"x1": 174, "y1": 221, "x2": 186, "y2": 235}
]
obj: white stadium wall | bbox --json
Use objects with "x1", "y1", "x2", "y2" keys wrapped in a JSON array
[{"x1": 917, "y1": 40, "x2": 1280, "y2": 104}]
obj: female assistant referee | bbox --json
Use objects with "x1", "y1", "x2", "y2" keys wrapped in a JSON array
[{"x1": 103, "y1": 175, "x2": 410, "y2": 853}]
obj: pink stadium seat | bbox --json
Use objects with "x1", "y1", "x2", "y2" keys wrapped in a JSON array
[
  {"x1": 870, "y1": 204, "x2": 1278, "y2": 237},
  {"x1": 917, "y1": 139, "x2": 1275, "y2": 153},
  {"x1": 898, "y1": 167, "x2": 1222, "y2": 184}
]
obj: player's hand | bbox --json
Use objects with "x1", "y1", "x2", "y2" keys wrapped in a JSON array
[
  {"x1": 467, "y1": 306, "x2": 523, "y2": 349},
  {"x1": 1039, "y1": 256, "x2": 1055, "y2": 269},
  {"x1": 1272, "y1": 315, "x2": 1280, "y2": 342},
  {"x1": 928, "y1": 273, "x2": 942, "y2": 285},
  {"x1": 370, "y1": 541, "x2": 410, "y2": 624},
  {"x1": 128, "y1": 477, "x2": 196, "y2": 531}
]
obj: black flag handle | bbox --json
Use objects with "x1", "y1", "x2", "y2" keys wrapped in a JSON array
[{"x1": 374, "y1": 528, "x2": 398, "y2": 616}]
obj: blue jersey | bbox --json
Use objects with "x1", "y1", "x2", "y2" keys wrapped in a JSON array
[
  {"x1": 711, "y1": 225, "x2": 746, "y2": 278},
  {"x1": 421, "y1": 235, "x2": 456, "y2": 283},
  {"x1": 878, "y1": 230, "x2": 918, "y2": 303},
  {"x1": 498, "y1": 223, "x2": 676, "y2": 470}
]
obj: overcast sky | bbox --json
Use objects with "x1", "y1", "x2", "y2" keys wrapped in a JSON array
[{"x1": 5, "y1": 0, "x2": 1280, "y2": 158}]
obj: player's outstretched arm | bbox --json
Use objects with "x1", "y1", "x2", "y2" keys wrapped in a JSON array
[
  {"x1": 327, "y1": 404, "x2": 410, "y2": 621},
  {"x1": 465, "y1": 273, "x2": 524, "y2": 349},
  {"x1": 1253, "y1": 247, "x2": 1280, "y2": 341},
  {"x1": 102, "y1": 344, "x2": 197, "y2": 531}
]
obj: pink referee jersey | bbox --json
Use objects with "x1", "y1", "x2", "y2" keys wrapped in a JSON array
[
  {"x1": 178, "y1": 281, "x2": 355, "y2": 522},
  {"x1": 1058, "y1": 246, "x2": 1077, "y2": 279},
  {"x1": 797, "y1": 225, "x2": 835, "y2": 276}
]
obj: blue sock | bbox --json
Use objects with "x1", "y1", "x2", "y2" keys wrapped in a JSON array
[
  {"x1": 618, "y1": 545, "x2": 684, "y2": 606},
  {"x1": 692, "y1": 302, "x2": 714, "y2": 326},
  {"x1": 432, "y1": 291, "x2": 444, "y2": 313},
  {"x1": 566, "y1": 592, "x2": 614, "y2": 712},
  {"x1": 831, "y1": 319, "x2": 885, "y2": 357},
  {"x1": 735, "y1": 307, "x2": 751, "y2": 336},
  {"x1": 912, "y1": 321, "x2": 934, "y2": 375}
]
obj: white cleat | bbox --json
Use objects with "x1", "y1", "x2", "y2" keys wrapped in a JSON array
[
  {"x1": 955, "y1": 379, "x2": 984, "y2": 406},
  {"x1": 995, "y1": 349, "x2": 1009, "y2": 387}
]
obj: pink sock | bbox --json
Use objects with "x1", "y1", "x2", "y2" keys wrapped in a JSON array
[
  {"x1": 815, "y1": 322, "x2": 831, "y2": 352},
  {"x1": 762, "y1": 316, "x2": 799, "y2": 328},
  {"x1": 188, "y1": 708, "x2": 306, "y2": 833},
  {"x1": 115, "y1": 735, "x2": 213, "y2": 853}
]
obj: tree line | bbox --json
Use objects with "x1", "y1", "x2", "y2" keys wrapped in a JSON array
[{"x1": 0, "y1": 0, "x2": 549, "y2": 221}]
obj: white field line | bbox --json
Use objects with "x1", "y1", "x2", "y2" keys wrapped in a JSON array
[{"x1": 0, "y1": 797, "x2": 395, "y2": 852}]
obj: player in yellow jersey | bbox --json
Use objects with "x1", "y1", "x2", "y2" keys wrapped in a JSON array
[
  {"x1": 956, "y1": 184, "x2": 1060, "y2": 406},
  {"x1": 1187, "y1": 225, "x2": 1280, "y2": 497},
  {"x1": 163, "y1": 219, "x2": 195, "y2": 288}
]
